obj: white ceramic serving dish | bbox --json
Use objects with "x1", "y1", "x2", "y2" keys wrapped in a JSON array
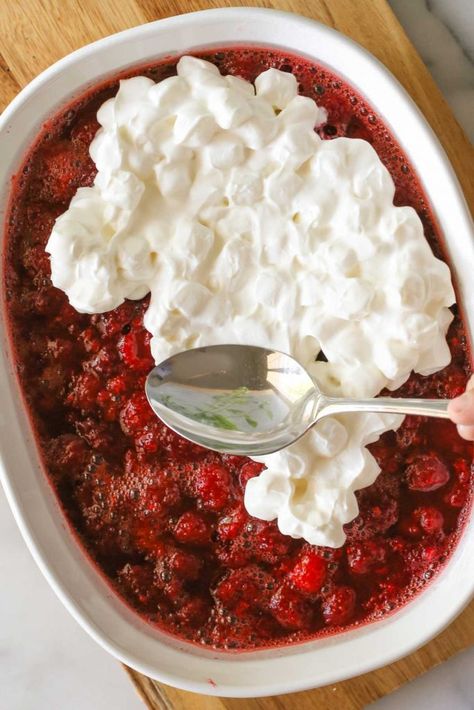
[{"x1": 0, "y1": 7, "x2": 473, "y2": 698}]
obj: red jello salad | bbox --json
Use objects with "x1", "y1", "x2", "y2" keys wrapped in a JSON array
[{"x1": 4, "y1": 47, "x2": 472, "y2": 650}]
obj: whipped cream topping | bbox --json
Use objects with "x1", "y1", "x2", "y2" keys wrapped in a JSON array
[{"x1": 47, "y1": 56, "x2": 455, "y2": 547}]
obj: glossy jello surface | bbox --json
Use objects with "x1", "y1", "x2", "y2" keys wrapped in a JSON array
[{"x1": 3, "y1": 47, "x2": 473, "y2": 650}]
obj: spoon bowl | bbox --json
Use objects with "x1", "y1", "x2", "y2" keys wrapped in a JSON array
[{"x1": 146, "y1": 345, "x2": 451, "y2": 456}]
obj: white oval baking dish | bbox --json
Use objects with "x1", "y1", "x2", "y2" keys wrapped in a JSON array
[{"x1": 0, "y1": 7, "x2": 473, "y2": 698}]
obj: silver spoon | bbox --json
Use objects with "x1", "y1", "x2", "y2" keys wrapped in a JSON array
[{"x1": 145, "y1": 344, "x2": 450, "y2": 456}]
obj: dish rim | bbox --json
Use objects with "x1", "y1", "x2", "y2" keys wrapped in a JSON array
[{"x1": 0, "y1": 6, "x2": 473, "y2": 698}]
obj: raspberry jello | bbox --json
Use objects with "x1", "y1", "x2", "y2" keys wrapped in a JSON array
[{"x1": 4, "y1": 48, "x2": 473, "y2": 651}]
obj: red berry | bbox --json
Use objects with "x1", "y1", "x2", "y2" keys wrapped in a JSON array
[
  {"x1": 215, "y1": 542, "x2": 251, "y2": 569},
  {"x1": 143, "y1": 476, "x2": 181, "y2": 514},
  {"x1": 195, "y1": 463, "x2": 231, "y2": 511},
  {"x1": 134, "y1": 425, "x2": 160, "y2": 456},
  {"x1": 221, "y1": 454, "x2": 247, "y2": 468},
  {"x1": 406, "y1": 452, "x2": 449, "y2": 492},
  {"x1": 437, "y1": 366, "x2": 467, "y2": 398},
  {"x1": 97, "y1": 389, "x2": 121, "y2": 422},
  {"x1": 132, "y1": 518, "x2": 168, "y2": 556},
  {"x1": 74, "y1": 418, "x2": 115, "y2": 453},
  {"x1": 217, "y1": 504, "x2": 247, "y2": 541},
  {"x1": 47, "y1": 337, "x2": 75, "y2": 364},
  {"x1": 395, "y1": 416, "x2": 426, "y2": 450},
  {"x1": 163, "y1": 578, "x2": 188, "y2": 606},
  {"x1": 23, "y1": 332, "x2": 47, "y2": 358},
  {"x1": 322, "y1": 586, "x2": 356, "y2": 626},
  {"x1": 251, "y1": 521, "x2": 292, "y2": 564},
  {"x1": 80, "y1": 327, "x2": 101, "y2": 353},
  {"x1": 174, "y1": 511, "x2": 210, "y2": 544},
  {"x1": 406, "y1": 542, "x2": 442, "y2": 571},
  {"x1": 445, "y1": 485, "x2": 468, "y2": 508},
  {"x1": 209, "y1": 612, "x2": 275, "y2": 649},
  {"x1": 367, "y1": 570, "x2": 408, "y2": 611},
  {"x1": 120, "y1": 391, "x2": 154, "y2": 436},
  {"x1": 213, "y1": 565, "x2": 274, "y2": 610},
  {"x1": 176, "y1": 597, "x2": 210, "y2": 627},
  {"x1": 288, "y1": 551, "x2": 327, "y2": 594},
  {"x1": 159, "y1": 426, "x2": 206, "y2": 459},
  {"x1": 38, "y1": 361, "x2": 69, "y2": 393},
  {"x1": 118, "y1": 329, "x2": 154, "y2": 371},
  {"x1": 269, "y1": 585, "x2": 313, "y2": 630},
  {"x1": 369, "y1": 440, "x2": 402, "y2": 473},
  {"x1": 67, "y1": 371, "x2": 100, "y2": 411},
  {"x1": 30, "y1": 286, "x2": 64, "y2": 317},
  {"x1": 85, "y1": 345, "x2": 117, "y2": 376},
  {"x1": 413, "y1": 506, "x2": 444, "y2": 534},
  {"x1": 47, "y1": 434, "x2": 89, "y2": 475},
  {"x1": 420, "y1": 544, "x2": 441, "y2": 564},
  {"x1": 123, "y1": 455, "x2": 181, "y2": 515},
  {"x1": 239, "y1": 461, "x2": 264, "y2": 488},
  {"x1": 97, "y1": 302, "x2": 136, "y2": 336},
  {"x1": 398, "y1": 518, "x2": 422, "y2": 538},
  {"x1": 453, "y1": 458, "x2": 471, "y2": 485},
  {"x1": 347, "y1": 540, "x2": 386, "y2": 574},
  {"x1": 425, "y1": 419, "x2": 466, "y2": 455},
  {"x1": 21, "y1": 244, "x2": 51, "y2": 277},
  {"x1": 106, "y1": 374, "x2": 131, "y2": 396},
  {"x1": 346, "y1": 491, "x2": 399, "y2": 539},
  {"x1": 168, "y1": 549, "x2": 202, "y2": 580},
  {"x1": 118, "y1": 563, "x2": 157, "y2": 608},
  {"x1": 396, "y1": 370, "x2": 433, "y2": 398},
  {"x1": 388, "y1": 536, "x2": 408, "y2": 556},
  {"x1": 59, "y1": 302, "x2": 84, "y2": 330}
]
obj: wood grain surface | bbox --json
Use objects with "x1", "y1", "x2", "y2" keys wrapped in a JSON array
[{"x1": 1, "y1": 1, "x2": 472, "y2": 708}]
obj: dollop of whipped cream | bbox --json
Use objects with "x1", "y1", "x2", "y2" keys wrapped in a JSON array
[{"x1": 47, "y1": 56, "x2": 455, "y2": 547}]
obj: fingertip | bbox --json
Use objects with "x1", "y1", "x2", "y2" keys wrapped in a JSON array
[
  {"x1": 448, "y1": 389, "x2": 474, "y2": 425},
  {"x1": 457, "y1": 424, "x2": 474, "y2": 442}
]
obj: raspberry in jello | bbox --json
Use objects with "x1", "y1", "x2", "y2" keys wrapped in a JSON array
[{"x1": 3, "y1": 47, "x2": 473, "y2": 651}]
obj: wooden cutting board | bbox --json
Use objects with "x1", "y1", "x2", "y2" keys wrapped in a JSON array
[{"x1": 0, "y1": 1, "x2": 472, "y2": 708}]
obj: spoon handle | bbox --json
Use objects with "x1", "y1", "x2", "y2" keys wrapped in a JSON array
[{"x1": 321, "y1": 396, "x2": 451, "y2": 419}]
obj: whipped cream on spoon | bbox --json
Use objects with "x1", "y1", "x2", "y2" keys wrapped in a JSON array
[{"x1": 146, "y1": 344, "x2": 451, "y2": 456}]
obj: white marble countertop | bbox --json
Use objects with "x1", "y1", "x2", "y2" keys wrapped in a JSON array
[{"x1": 1, "y1": 1, "x2": 472, "y2": 708}]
